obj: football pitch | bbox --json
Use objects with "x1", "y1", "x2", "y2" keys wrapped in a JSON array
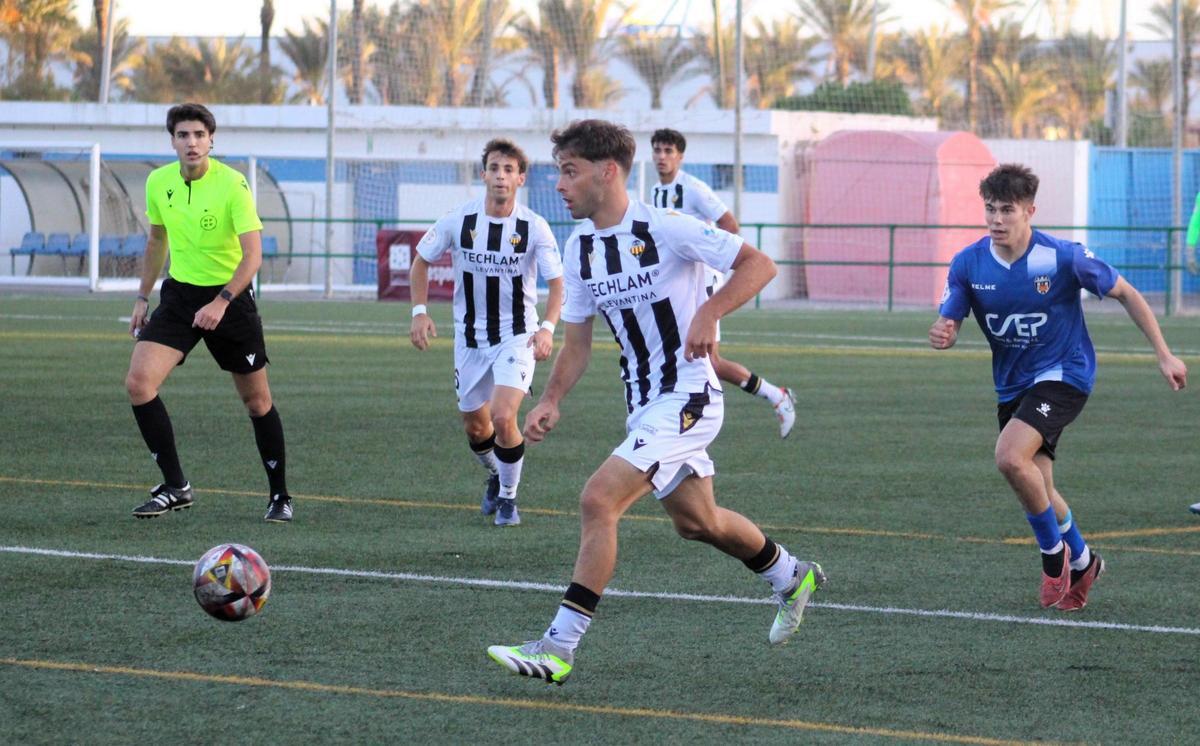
[{"x1": 1, "y1": 293, "x2": 1197, "y2": 744}]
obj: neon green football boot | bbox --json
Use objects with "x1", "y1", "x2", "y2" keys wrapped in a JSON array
[
  {"x1": 488, "y1": 638, "x2": 574, "y2": 685},
  {"x1": 769, "y1": 561, "x2": 826, "y2": 645}
]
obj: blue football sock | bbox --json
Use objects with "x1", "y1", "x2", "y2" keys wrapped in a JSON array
[
  {"x1": 1059, "y1": 511, "x2": 1091, "y2": 571},
  {"x1": 1026, "y1": 505, "x2": 1063, "y2": 554}
]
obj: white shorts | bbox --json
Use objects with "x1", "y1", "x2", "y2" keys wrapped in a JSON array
[
  {"x1": 454, "y1": 333, "x2": 535, "y2": 413},
  {"x1": 612, "y1": 389, "x2": 724, "y2": 498}
]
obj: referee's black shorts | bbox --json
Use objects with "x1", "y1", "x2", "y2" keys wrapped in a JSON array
[
  {"x1": 138, "y1": 278, "x2": 269, "y2": 374},
  {"x1": 996, "y1": 381, "x2": 1088, "y2": 460}
]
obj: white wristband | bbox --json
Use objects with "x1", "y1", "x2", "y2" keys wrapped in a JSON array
[
  {"x1": 411, "y1": 304, "x2": 427, "y2": 318},
  {"x1": 539, "y1": 320, "x2": 556, "y2": 334}
]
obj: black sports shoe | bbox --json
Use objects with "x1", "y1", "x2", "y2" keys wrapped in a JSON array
[
  {"x1": 132, "y1": 483, "x2": 193, "y2": 518},
  {"x1": 481, "y1": 474, "x2": 500, "y2": 515},
  {"x1": 264, "y1": 494, "x2": 293, "y2": 523}
]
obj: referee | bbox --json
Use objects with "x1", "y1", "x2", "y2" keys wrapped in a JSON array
[{"x1": 126, "y1": 103, "x2": 293, "y2": 523}]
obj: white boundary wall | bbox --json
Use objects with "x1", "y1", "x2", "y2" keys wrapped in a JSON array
[{"x1": 0, "y1": 103, "x2": 936, "y2": 299}]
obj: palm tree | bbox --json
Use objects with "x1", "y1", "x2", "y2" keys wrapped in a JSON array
[
  {"x1": 467, "y1": 0, "x2": 514, "y2": 106},
  {"x1": 745, "y1": 17, "x2": 817, "y2": 108},
  {"x1": 422, "y1": 0, "x2": 489, "y2": 106},
  {"x1": 794, "y1": 0, "x2": 879, "y2": 84},
  {"x1": 72, "y1": 16, "x2": 143, "y2": 101},
  {"x1": 200, "y1": 38, "x2": 257, "y2": 101},
  {"x1": 979, "y1": 20, "x2": 1052, "y2": 137},
  {"x1": 1048, "y1": 32, "x2": 1115, "y2": 140},
  {"x1": 512, "y1": 7, "x2": 561, "y2": 107},
  {"x1": 347, "y1": 0, "x2": 366, "y2": 103},
  {"x1": 945, "y1": 0, "x2": 1017, "y2": 131},
  {"x1": 1147, "y1": 0, "x2": 1200, "y2": 139},
  {"x1": 710, "y1": 0, "x2": 726, "y2": 107},
  {"x1": 884, "y1": 24, "x2": 966, "y2": 122},
  {"x1": 279, "y1": 18, "x2": 328, "y2": 104},
  {"x1": 258, "y1": 0, "x2": 276, "y2": 103},
  {"x1": 2, "y1": 0, "x2": 80, "y2": 99},
  {"x1": 693, "y1": 22, "x2": 736, "y2": 108},
  {"x1": 1130, "y1": 57, "x2": 1171, "y2": 115},
  {"x1": 540, "y1": 0, "x2": 631, "y2": 108},
  {"x1": 131, "y1": 37, "x2": 205, "y2": 102},
  {"x1": 617, "y1": 31, "x2": 698, "y2": 109}
]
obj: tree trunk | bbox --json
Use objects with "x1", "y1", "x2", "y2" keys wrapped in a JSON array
[
  {"x1": 349, "y1": 0, "x2": 364, "y2": 104},
  {"x1": 543, "y1": 46, "x2": 559, "y2": 108},
  {"x1": 94, "y1": 0, "x2": 109, "y2": 99},
  {"x1": 260, "y1": 0, "x2": 274, "y2": 103},
  {"x1": 712, "y1": 0, "x2": 725, "y2": 108},
  {"x1": 468, "y1": 0, "x2": 493, "y2": 107}
]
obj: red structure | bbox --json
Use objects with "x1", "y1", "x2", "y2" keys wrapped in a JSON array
[
  {"x1": 802, "y1": 131, "x2": 995, "y2": 306},
  {"x1": 376, "y1": 229, "x2": 454, "y2": 301}
]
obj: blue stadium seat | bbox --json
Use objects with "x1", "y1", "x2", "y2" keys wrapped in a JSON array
[
  {"x1": 9, "y1": 231, "x2": 44, "y2": 274},
  {"x1": 66, "y1": 233, "x2": 90, "y2": 258},
  {"x1": 99, "y1": 235, "x2": 123, "y2": 255},
  {"x1": 262, "y1": 235, "x2": 279, "y2": 256},
  {"x1": 117, "y1": 236, "x2": 142, "y2": 256},
  {"x1": 45, "y1": 232, "x2": 70, "y2": 255}
]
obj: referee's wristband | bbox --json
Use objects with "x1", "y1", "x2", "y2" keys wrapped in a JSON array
[
  {"x1": 539, "y1": 320, "x2": 556, "y2": 334},
  {"x1": 136, "y1": 294, "x2": 149, "y2": 303},
  {"x1": 411, "y1": 304, "x2": 427, "y2": 318}
]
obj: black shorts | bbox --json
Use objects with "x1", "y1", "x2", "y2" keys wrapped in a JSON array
[
  {"x1": 996, "y1": 381, "x2": 1088, "y2": 460},
  {"x1": 138, "y1": 278, "x2": 269, "y2": 374}
]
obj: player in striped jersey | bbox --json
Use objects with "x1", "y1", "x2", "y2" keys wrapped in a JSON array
[
  {"x1": 487, "y1": 120, "x2": 824, "y2": 685},
  {"x1": 650, "y1": 128, "x2": 796, "y2": 438},
  {"x1": 409, "y1": 139, "x2": 564, "y2": 526}
]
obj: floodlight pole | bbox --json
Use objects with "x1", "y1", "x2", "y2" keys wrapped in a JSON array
[
  {"x1": 88, "y1": 143, "x2": 101, "y2": 291},
  {"x1": 1114, "y1": 0, "x2": 1127, "y2": 147},
  {"x1": 733, "y1": 0, "x2": 743, "y2": 221},
  {"x1": 1172, "y1": 0, "x2": 1184, "y2": 314},
  {"x1": 324, "y1": 0, "x2": 337, "y2": 299}
]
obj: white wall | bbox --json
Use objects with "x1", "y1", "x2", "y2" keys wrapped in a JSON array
[
  {"x1": 0, "y1": 102, "x2": 939, "y2": 297},
  {"x1": 984, "y1": 139, "x2": 1090, "y2": 245}
]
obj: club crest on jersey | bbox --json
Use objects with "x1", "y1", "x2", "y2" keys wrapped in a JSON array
[
  {"x1": 509, "y1": 232, "x2": 522, "y2": 247},
  {"x1": 679, "y1": 410, "x2": 697, "y2": 433},
  {"x1": 630, "y1": 240, "x2": 645, "y2": 257},
  {"x1": 1034, "y1": 275, "x2": 1051, "y2": 294}
]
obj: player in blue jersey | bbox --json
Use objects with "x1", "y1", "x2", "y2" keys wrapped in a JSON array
[{"x1": 930, "y1": 164, "x2": 1188, "y2": 611}]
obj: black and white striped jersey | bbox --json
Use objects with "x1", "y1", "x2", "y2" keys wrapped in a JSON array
[
  {"x1": 562, "y1": 201, "x2": 744, "y2": 412},
  {"x1": 417, "y1": 198, "x2": 563, "y2": 348},
  {"x1": 650, "y1": 170, "x2": 730, "y2": 291},
  {"x1": 650, "y1": 170, "x2": 729, "y2": 223}
]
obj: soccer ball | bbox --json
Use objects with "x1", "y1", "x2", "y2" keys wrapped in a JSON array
[{"x1": 192, "y1": 543, "x2": 271, "y2": 622}]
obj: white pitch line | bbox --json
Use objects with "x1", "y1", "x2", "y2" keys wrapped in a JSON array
[{"x1": 4, "y1": 544, "x2": 1199, "y2": 637}]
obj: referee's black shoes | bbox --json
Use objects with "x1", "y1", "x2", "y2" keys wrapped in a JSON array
[
  {"x1": 264, "y1": 493, "x2": 293, "y2": 523},
  {"x1": 132, "y1": 483, "x2": 194, "y2": 518}
]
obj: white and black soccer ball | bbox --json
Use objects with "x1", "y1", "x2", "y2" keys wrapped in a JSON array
[{"x1": 192, "y1": 543, "x2": 271, "y2": 622}]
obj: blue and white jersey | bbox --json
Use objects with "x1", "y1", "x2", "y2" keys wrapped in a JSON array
[{"x1": 938, "y1": 229, "x2": 1120, "y2": 402}]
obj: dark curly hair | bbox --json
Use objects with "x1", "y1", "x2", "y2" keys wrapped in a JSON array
[
  {"x1": 979, "y1": 163, "x2": 1039, "y2": 203},
  {"x1": 551, "y1": 119, "x2": 636, "y2": 174}
]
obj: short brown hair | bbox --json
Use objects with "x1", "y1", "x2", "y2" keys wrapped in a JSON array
[
  {"x1": 979, "y1": 163, "x2": 1039, "y2": 203},
  {"x1": 166, "y1": 103, "x2": 216, "y2": 136},
  {"x1": 651, "y1": 128, "x2": 687, "y2": 152},
  {"x1": 481, "y1": 138, "x2": 529, "y2": 174},
  {"x1": 551, "y1": 119, "x2": 636, "y2": 174}
]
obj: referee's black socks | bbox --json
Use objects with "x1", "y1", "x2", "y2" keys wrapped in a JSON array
[
  {"x1": 132, "y1": 396, "x2": 187, "y2": 488},
  {"x1": 251, "y1": 405, "x2": 288, "y2": 497}
]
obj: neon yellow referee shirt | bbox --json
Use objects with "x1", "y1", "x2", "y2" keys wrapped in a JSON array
[{"x1": 145, "y1": 158, "x2": 263, "y2": 286}]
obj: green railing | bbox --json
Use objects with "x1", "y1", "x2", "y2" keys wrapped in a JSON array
[{"x1": 260, "y1": 217, "x2": 1198, "y2": 314}]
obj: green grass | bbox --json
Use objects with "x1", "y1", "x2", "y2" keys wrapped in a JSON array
[{"x1": 0, "y1": 293, "x2": 1198, "y2": 744}]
